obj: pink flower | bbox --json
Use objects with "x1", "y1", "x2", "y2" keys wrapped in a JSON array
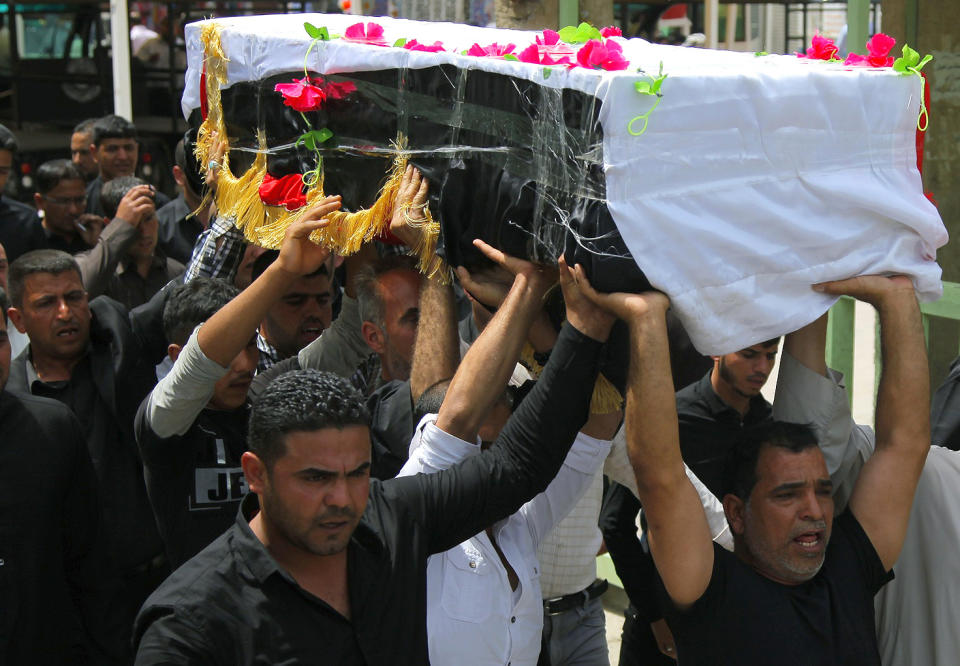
[
  {"x1": 274, "y1": 77, "x2": 327, "y2": 112},
  {"x1": 343, "y1": 21, "x2": 387, "y2": 46},
  {"x1": 540, "y1": 30, "x2": 561, "y2": 46},
  {"x1": 467, "y1": 42, "x2": 516, "y2": 57},
  {"x1": 844, "y1": 33, "x2": 896, "y2": 67},
  {"x1": 518, "y1": 30, "x2": 575, "y2": 65},
  {"x1": 404, "y1": 39, "x2": 445, "y2": 53},
  {"x1": 797, "y1": 33, "x2": 839, "y2": 61},
  {"x1": 867, "y1": 33, "x2": 896, "y2": 57},
  {"x1": 575, "y1": 39, "x2": 629, "y2": 71},
  {"x1": 600, "y1": 26, "x2": 623, "y2": 38}
]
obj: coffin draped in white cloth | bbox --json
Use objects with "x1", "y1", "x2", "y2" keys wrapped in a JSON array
[{"x1": 183, "y1": 14, "x2": 947, "y2": 355}]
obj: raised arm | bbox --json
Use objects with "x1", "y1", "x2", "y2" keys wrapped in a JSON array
[
  {"x1": 392, "y1": 169, "x2": 459, "y2": 404},
  {"x1": 385, "y1": 255, "x2": 616, "y2": 554},
  {"x1": 435, "y1": 240, "x2": 556, "y2": 441},
  {"x1": 775, "y1": 312, "x2": 874, "y2": 511},
  {"x1": 815, "y1": 275, "x2": 929, "y2": 570},
  {"x1": 574, "y1": 265, "x2": 714, "y2": 609},
  {"x1": 197, "y1": 197, "x2": 341, "y2": 366},
  {"x1": 76, "y1": 184, "x2": 155, "y2": 297}
]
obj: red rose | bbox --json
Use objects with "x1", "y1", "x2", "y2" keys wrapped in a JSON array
[
  {"x1": 259, "y1": 173, "x2": 308, "y2": 211},
  {"x1": 274, "y1": 77, "x2": 327, "y2": 112}
]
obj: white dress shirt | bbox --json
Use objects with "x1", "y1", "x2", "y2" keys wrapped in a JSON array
[{"x1": 398, "y1": 415, "x2": 612, "y2": 666}]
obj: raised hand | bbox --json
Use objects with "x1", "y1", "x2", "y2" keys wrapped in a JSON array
[
  {"x1": 275, "y1": 195, "x2": 341, "y2": 276},
  {"x1": 204, "y1": 133, "x2": 228, "y2": 187},
  {"x1": 557, "y1": 255, "x2": 616, "y2": 342},
  {"x1": 389, "y1": 164, "x2": 431, "y2": 248},
  {"x1": 568, "y1": 261, "x2": 669, "y2": 323},
  {"x1": 813, "y1": 274, "x2": 915, "y2": 308},
  {"x1": 114, "y1": 184, "x2": 156, "y2": 227}
]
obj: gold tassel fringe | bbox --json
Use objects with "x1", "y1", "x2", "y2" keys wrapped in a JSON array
[
  {"x1": 194, "y1": 22, "x2": 444, "y2": 279},
  {"x1": 521, "y1": 344, "x2": 623, "y2": 415}
]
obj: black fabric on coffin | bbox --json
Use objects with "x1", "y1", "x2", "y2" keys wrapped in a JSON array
[{"x1": 197, "y1": 64, "x2": 651, "y2": 293}]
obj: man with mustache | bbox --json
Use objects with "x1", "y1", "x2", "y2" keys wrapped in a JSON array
[
  {"x1": 248, "y1": 249, "x2": 334, "y2": 372},
  {"x1": 84, "y1": 115, "x2": 169, "y2": 218},
  {"x1": 5, "y1": 248, "x2": 168, "y2": 663},
  {"x1": 577, "y1": 270, "x2": 927, "y2": 664}
]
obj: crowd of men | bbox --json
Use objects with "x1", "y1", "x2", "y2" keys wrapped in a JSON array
[{"x1": 1, "y1": 113, "x2": 959, "y2": 666}]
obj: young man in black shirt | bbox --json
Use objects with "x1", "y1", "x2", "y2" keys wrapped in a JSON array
[
  {"x1": 135, "y1": 277, "x2": 257, "y2": 568},
  {"x1": 133, "y1": 203, "x2": 616, "y2": 664},
  {"x1": 576, "y1": 270, "x2": 928, "y2": 664}
]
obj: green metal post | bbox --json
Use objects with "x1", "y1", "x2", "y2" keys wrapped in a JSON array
[
  {"x1": 846, "y1": 0, "x2": 870, "y2": 55},
  {"x1": 826, "y1": 297, "x2": 856, "y2": 402},
  {"x1": 905, "y1": 0, "x2": 919, "y2": 47},
  {"x1": 558, "y1": 0, "x2": 578, "y2": 28}
]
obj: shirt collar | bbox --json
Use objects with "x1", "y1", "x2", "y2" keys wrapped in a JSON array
[
  {"x1": 117, "y1": 251, "x2": 167, "y2": 275},
  {"x1": 256, "y1": 331, "x2": 283, "y2": 370},
  {"x1": 692, "y1": 370, "x2": 772, "y2": 423},
  {"x1": 233, "y1": 492, "x2": 384, "y2": 587}
]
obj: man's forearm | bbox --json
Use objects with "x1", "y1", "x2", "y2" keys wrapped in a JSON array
[
  {"x1": 76, "y1": 219, "x2": 138, "y2": 298},
  {"x1": 420, "y1": 323, "x2": 604, "y2": 554},
  {"x1": 409, "y1": 274, "x2": 458, "y2": 403},
  {"x1": 198, "y1": 263, "x2": 297, "y2": 366},
  {"x1": 437, "y1": 273, "x2": 546, "y2": 441},
  {"x1": 625, "y1": 311, "x2": 687, "y2": 494},
  {"x1": 874, "y1": 292, "x2": 929, "y2": 456},
  {"x1": 782, "y1": 313, "x2": 828, "y2": 378}
]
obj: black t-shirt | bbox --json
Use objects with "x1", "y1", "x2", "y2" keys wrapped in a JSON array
[
  {"x1": 660, "y1": 512, "x2": 892, "y2": 665},
  {"x1": 135, "y1": 401, "x2": 249, "y2": 569}
]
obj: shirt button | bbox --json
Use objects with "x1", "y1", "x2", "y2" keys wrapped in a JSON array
[
  {"x1": 510, "y1": 616, "x2": 516, "y2": 623},
  {"x1": 469, "y1": 561, "x2": 477, "y2": 569}
]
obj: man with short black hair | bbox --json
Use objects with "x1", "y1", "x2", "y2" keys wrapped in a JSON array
[
  {"x1": 156, "y1": 131, "x2": 209, "y2": 264},
  {"x1": 576, "y1": 270, "x2": 928, "y2": 664},
  {"x1": 70, "y1": 118, "x2": 99, "y2": 181},
  {"x1": 5, "y1": 248, "x2": 167, "y2": 662},
  {"x1": 0, "y1": 285, "x2": 105, "y2": 664},
  {"x1": 136, "y1": 277, "x2": 257, "y2": 568},
  {"x1": 249, "y1": 249, "x2": 333, "y2": 372},
  {"x1": 0, "y1": 123, "x2": 42, "y2": 262},
  {"x1": 133, "y1": 212, "x2": 616, "y2": 664},
  {"x1": 86, "y1": 114, "x2": 169, "y2": 217},
  {"x1": 83, "y1": 175, "x2": 184, "y2": 309}
]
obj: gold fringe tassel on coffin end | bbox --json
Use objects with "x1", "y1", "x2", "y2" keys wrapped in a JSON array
[
  {"x1": 194, "y1": 21, "x2": 447, "y2": 282},
  {"x1": 521, "y1": 344, "x2": 624, "y2": 415}
]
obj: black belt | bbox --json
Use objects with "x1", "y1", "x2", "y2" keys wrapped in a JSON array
[{"x1": 543, "y1": 578, "x2": 608, "y2": 616}]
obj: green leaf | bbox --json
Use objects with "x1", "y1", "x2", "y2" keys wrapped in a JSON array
[
  {"x1": 304, "y1": 22, "x2": 329, "y2": 40},
  {"x1": 313, "y1": 128, "x2": 333, "y2": 144},
  {"x1": 902, "y1": 44, "x2": 920, "y2": 67},
  {"x1": 558, "y1": 22, "x2": 601, "y2": 44},
  {"x1": 634, "y1": 81, "x2": 652, "y2": 95},
  {"x1": 542, "y1": 67, "x2": 552, "y2": 79},
  {"x1": 393, "y1": 38, "x2": 407, "y2": 48},
  {"x1": 651, "y1": 73, "x2": 667, "y2": 95},
  {"x1": 502, "y1": 54, "x2": 519, "y2": 62},
  {"x1": 754, "y1": 51, "x2": 769, "y2": 57},
  {"x1": 303, "y1": 134, "x2": 316, "y2": 151},
  {"x1": 915, "y1": 54, "x2": 933, "y2": 71}
]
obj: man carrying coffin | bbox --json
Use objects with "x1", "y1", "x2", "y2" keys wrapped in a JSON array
[
  {"x1": 574, "y1": 269, "x2": 928, "y2": 664},
  {"x1": 133, "y1": 209, "x2": 616, "y2": 663}
]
